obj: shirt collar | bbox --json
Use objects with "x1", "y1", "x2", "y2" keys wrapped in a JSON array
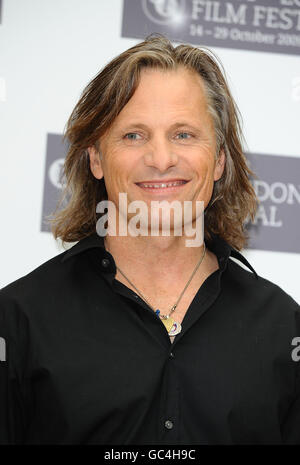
[
  {"x1": 61, "y1": 231, "x2": 258, "y2": 279},
  {"x1": 61, "y1": 232, "x2": 105, "y2": 263},
  {"x1": 207, "y1": 232, "x2": 258, "y2": 279}
]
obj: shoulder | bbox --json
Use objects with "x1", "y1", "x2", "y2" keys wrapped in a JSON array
[
  {"x1": 0, "y1": 250, "x2": 70, "y2": 318},
  {"x1": 225, "y1": 257, "x2": 300, "y2": 317}
]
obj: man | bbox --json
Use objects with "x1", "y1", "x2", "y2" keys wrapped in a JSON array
[{"x1": 0, "y1": 36, "x2": 299, "y2": 444}]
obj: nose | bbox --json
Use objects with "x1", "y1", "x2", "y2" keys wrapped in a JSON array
[{"x1": 143, "y1": 136, "x2": 178, "y2": 172}]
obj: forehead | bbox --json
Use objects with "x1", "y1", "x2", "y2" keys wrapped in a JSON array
[
  {"x1": 114, "y1": 66, "x2": 211, "y2": 124},
  {"x1": 136, "y1": 66, "x2": 206, "y2": 96}
]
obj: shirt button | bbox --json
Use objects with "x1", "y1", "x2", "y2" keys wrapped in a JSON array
[
  {"x1": 164, "y1": 420, "x2": 173, "y2": 430},
  {"x1": 101, "y1": 258, "x2": 110, "y2": 268},
  {"x1": 169, "y1": 352, "x2": 174, "y2": 358}
]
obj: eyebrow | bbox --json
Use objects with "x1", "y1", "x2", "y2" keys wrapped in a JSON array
[{"x1": 120, "y1": 122, "x2": 202, "y2": 132}]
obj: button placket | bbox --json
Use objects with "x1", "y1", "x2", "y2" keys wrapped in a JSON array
[
  {"x1": 101, "y1": 258, "x2": 110, "y2": 268},
  {"x1": 164, "y1": 419, "x2": 174, "y2": 430}
]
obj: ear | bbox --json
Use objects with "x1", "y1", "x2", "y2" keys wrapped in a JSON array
[
  {"x1": 87, "y1": 146, "x2": 104, "y2": 180},
  {"x1": 213, "y1": 148, "x2": 226, "y2": 181}
]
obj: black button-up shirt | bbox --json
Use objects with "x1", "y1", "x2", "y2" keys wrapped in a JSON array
[{"x1": 0, "y1": 232, "x2": 299, "y2": 444}]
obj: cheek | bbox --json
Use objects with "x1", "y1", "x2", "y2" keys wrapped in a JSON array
[
  {"x1": 102, "y1": 151, "x2": 136, "y2": 187},
  {"x1": 192, "y1": 156, "x2": 214, "y2": 181},
  {"x1": 192, "y1": 158, "x2": 216, "y2": 197}
]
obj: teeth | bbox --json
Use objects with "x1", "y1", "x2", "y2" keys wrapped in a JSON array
[{"x1": 140, "y1": 181, "x2": 186, "y2": 188}]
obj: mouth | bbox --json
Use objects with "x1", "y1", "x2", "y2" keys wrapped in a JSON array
[{"x1": 135, "y1": 179, "x2": 189, "y2": 193}]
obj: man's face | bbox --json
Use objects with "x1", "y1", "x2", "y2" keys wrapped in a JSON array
[{"x1": 88, "y1": 67, "x2": 225, "y2": 228}]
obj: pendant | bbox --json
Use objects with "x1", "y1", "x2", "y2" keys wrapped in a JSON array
[
  {"x1": 161, "y1": 316, "x2": 182, "y2": 335},
  {"x1": 161, "y1": 316, "x2": 174, "y2": 333},
  {"x1": 155, "y1": 310, "x2": 182, "y2": 336},
  {"x1": 168, "y1": 320, "x2": 182, "y2": 336}
]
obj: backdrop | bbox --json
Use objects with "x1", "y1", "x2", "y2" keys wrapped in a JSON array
[{"x1": 0, "y1": 0, "x2": 299, "y2": 302}]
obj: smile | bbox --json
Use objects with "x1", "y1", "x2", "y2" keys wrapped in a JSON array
[{"x1": 136, "y1": 180, "x2": 189, "y2": 190}]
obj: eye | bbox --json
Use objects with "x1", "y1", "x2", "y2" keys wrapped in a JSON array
[
  {"x1": 124, "y1": 133, "x2": 142, "y2": 141},
  {"x1": 175, "y1": 132, "x2": 192, "y2": 140}
]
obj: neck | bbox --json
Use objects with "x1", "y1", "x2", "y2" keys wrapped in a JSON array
[{"x1": 103, "y1": 231, "x2": 216, "y2": 294}]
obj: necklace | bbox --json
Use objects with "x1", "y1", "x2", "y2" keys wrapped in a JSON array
[{"x1": 104, "y1": 238, "x2": 206, "y2": 337}]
